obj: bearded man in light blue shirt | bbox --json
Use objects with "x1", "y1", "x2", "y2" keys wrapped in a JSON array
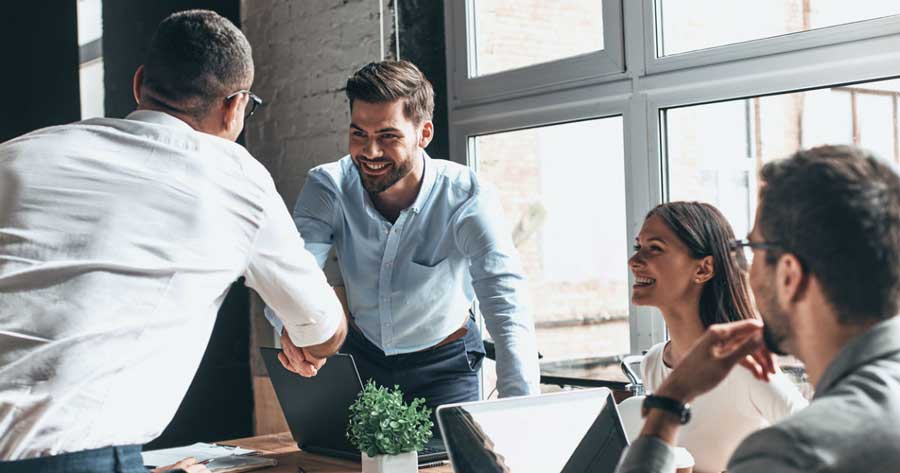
[{"x1": 269, "y1": 60, "x2": 540, "y2": 415}]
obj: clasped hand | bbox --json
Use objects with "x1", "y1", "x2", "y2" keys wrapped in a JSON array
[{"x1": 277, "y1": 329, "x2": 327, "y2": 377}]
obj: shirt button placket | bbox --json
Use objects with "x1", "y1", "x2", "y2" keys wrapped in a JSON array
[{"x1": 380, "y1": 224, "x2": 398, "y2": 349}]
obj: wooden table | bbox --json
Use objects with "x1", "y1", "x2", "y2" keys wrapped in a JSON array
[{"x1": 219, "y1": 432, "x2": 453, "y2": 473}]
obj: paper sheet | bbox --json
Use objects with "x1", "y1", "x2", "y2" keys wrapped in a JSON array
[{"x1": 142, "y1": 442, "x2": 257, "y2": 467}]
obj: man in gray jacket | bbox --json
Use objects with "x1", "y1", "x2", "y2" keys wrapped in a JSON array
[{"x1": 617, "y1": 145, "x2": 900, "y2": 473}]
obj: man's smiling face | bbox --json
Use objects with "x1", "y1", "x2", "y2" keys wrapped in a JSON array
[{"x1": 348, "y1": 99, "x2": 422, "y2": 194}]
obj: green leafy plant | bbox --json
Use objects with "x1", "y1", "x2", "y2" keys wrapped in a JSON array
[{"x1": 346, "y1": 380, "x2": 433, "y2": 457}]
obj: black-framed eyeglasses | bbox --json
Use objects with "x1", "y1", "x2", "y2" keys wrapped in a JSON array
[
  {"x1": 226, "y1": 89, "x2": 263, "y2": 119},
  {"x1": 729, "y1": 239, "x2": 783, "y2": 272}
]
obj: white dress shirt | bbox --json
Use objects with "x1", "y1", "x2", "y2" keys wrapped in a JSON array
[{"x1": 0, "y1": 111, "x2": 343, "y2": 460}]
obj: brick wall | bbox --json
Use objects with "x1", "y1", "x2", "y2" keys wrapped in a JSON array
[{"x1": 241, "y1": 0, "x2": 393, "y2": 208}]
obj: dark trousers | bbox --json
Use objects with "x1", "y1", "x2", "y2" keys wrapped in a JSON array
[
  {"x1": 0, "y1": 445, "x2": 148, "y2": 473},
  {"x1": 341, "y1": 313, "x2": 485, "y2": 436}
]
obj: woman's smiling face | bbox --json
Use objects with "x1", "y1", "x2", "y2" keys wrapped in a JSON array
[{"x1": 628, "y1": 214, "x2": 702, "y2": 309}]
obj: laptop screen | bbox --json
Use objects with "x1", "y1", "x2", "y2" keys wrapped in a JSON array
[{"x1": 436, "y1": 388, "x2": 628, "y2": 473}]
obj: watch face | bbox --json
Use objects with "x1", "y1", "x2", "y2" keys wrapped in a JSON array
[{"x1": 680, "y1": 405, "x2": 691, "y2": 425}]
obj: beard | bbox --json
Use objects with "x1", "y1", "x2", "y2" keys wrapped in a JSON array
[
  {"x1": 756, "y1": 279, "x2": 790, "y2": 356},
  {"x1": 355, "y1": 152, "x2": 415, "y2": 194},
  {"x1": 762, "y1": 321, "x2": 788, "y2": 356}
]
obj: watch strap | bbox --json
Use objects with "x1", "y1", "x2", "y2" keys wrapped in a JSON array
[{"x1": 642, "y1": 394, "x2": 691, "y2": 424}]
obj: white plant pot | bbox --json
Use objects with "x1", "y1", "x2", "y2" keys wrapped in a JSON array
[{"x1": 361, "y1": 451, "x2": 418, "y2": 473}]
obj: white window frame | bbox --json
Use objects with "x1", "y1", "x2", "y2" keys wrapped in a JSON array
[
  {"x1": 444, "y1": 0, "x2": 900, "y2": 354},
  {"x1": 445, "y1": 0, "x2": 624, "y2": 107}
]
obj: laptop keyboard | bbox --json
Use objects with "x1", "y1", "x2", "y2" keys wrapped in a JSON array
[{"x1": 421, "y1": 445, "x2": 443, "y2": 455}]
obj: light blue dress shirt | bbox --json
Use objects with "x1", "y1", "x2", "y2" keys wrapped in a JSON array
[{"x1": 267, "y1": 152, "x2": 540, "y2": 396}]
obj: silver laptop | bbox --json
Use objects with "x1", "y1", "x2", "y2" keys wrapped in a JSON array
[{"x1": 436, "y1": 388, "x2": 629, "y2": 473}]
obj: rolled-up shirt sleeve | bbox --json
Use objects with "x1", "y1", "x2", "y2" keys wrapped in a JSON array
[
  {"x1": 244, "y1": 184, "x2": 343, "y2": 347},
  {"x1": 455, "y1": 186, "x2": 540, "y2": 397},
  {"x1": 293, "y1": 170, "x2": 339, "y2": 268}
]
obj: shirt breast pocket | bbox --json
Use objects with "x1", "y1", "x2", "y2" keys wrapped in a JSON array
[
  {"x1": 410, "y1": 256, "x2": 448, "y2": 268},
  {"x1": 406, "y1": 258, "x2": 453, "y2": 303}
]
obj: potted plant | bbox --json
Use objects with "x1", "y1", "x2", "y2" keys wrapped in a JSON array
[{"x1": 347, "y1": 381, "x2": 434, "y2": 473}]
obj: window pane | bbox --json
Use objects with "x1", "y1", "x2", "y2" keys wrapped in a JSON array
[
  {"x1": 79, "y1": 59, "x2": 105, "y2": 119},
  {"x1": 471, "y1": 0, "x2": 604, "y2": 77},
  {"x1": 473, "y1": 117, "x2": 629, "y2": 375},
  {"x1": 666, "y1": 77, "x2": 900, "y2": 239},
  {"x1": 657, "y1": 0, "x2": 900, "y2": 57},
  {"x1": 77, "y1": 0, "x2": 103, "y2": 46}
]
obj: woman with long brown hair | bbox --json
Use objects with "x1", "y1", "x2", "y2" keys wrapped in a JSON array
[{"x1": 629, "y1": 202, "x2": 807, "y2": 473}]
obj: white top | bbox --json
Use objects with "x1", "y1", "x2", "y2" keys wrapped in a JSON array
[
  {"x1": 0, "y1": 111, "x2": 344, "y2": 460},
  {"x1": 642, "y1": 341, "x2": 808, "y2": 473}
]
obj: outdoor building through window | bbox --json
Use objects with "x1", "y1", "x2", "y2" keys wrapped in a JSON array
[
  {"x1": 474, "y1": 118, "x2": 629, "y2": 363},
  {"x1": 471, "y1": 0, "x2": 604, "y2": 77},
  {"x1": 656, "y1": 0, "x2": 900, "y2": 57},
  {"x1": 665, "y1": 77, "x2": 900, "y2": 256}
]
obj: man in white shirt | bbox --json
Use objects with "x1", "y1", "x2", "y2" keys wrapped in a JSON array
[{"x1": 0, "y1": 10, "x2": 346, "y2": 473}]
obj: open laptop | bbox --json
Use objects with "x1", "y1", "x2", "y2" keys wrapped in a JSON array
[
  {"x1": 259, "y1": 347, "x2": 448, "y2": 464},
  {"x1": 436, "y1": 388, "x2": 629, "y2": 473}
]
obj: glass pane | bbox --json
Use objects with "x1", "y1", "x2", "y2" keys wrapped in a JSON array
[
  {"x1": 666, "y1": 77, "x2": 900, "y2": 240},
  {"x1": 657, "y1": 0, "x2": 900, "y2": 57},
  {"x1": 77, "y1": 0, "x2": 103, "y2": 46},
  {"x1": 471, "y1": 0, "x2": 604, "y2": 77},
  {"x1": 664, "y1": 77, "x2": 900, "y2": 397},
  {"x1": 472, "y1": 117, "x2": 628, "y2": 395},
  {"x1": 79, "y1": 59, "x2": 105, "y2": 119}
]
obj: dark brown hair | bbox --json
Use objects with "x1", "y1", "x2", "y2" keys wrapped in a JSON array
[
  {"x1": 759, "y1": 145, "x2": 900, "y2": 323},
  {"x1": 345, "y1": 60, "x2": 434, "y2": 125},
  {"x1": 647, "y1": 202, "x2": 756, "y2": 328}
]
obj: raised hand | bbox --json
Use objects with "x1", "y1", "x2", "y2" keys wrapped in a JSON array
[{"x1": 656, "y1": 319, "x2": 775, "y2": 403}]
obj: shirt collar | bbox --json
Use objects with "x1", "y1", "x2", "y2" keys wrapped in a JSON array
[
  {"x1": 125, "y1": 110, "x2": 194, "y2": 132},
  {"x1": 814, "y1": 316, "x2": 900, "y2": 397},
  {"x1": 409, "y1": 150, "x2": 437, "y2": 214}
]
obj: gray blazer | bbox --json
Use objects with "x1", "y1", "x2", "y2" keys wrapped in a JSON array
[{"x1": 616, "y1": 316, "x2": 900, "y2": 473}]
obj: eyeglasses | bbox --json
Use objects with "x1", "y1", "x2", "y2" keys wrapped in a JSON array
[
  {"x1": 226, "y1": 89, "x2": 263, "y2": 120},
  {"x1": 728, "y1": 239, "x2": 783, "y2": 272}
]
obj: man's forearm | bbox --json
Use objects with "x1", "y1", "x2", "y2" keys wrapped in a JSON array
[
  {"x1": 615, "y1": 388, "x2": 685, "y2": 473},
  {"x1": 638, "y1": 409, "x2": 682, "y2": 445},
  {"x1": 490, "y1": 320, "x2": 541, "y2": 396},
  {"x1": 302, "y1": 285, "x2": 350, "y2": 359},
  {"x1": 303, "y1": 315, "x2": 348, "y2": 359},
  {"x1": 638, "y1": 382, "x2": 692, "y2": 444}
]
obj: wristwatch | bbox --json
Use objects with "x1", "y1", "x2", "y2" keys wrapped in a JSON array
[{"x1": 641, "y1": 394, "x2": 691, "y2": 425}]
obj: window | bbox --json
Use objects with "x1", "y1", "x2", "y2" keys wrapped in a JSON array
[
  {"x1": 77, "y1": 0, "x2": 104, "y2": 119},
  {"x1": 471, "y1": 0, "x2": 604, "y2": 77},
  {"x1": 665, "y1": 77, "x2": 900, "y2": 242},
  {"x1": 446, "y1": 1, "x2": 623, "y2": 105},
  {"x1": 444, "y1": 1, "x2": 900, "y2": 364},
  {"x1": 656, "y1": 0, "x2": 900, "y2": 57},
  {"x1": 474, "y1": 118, "x2": 629, "y2": 362}
]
